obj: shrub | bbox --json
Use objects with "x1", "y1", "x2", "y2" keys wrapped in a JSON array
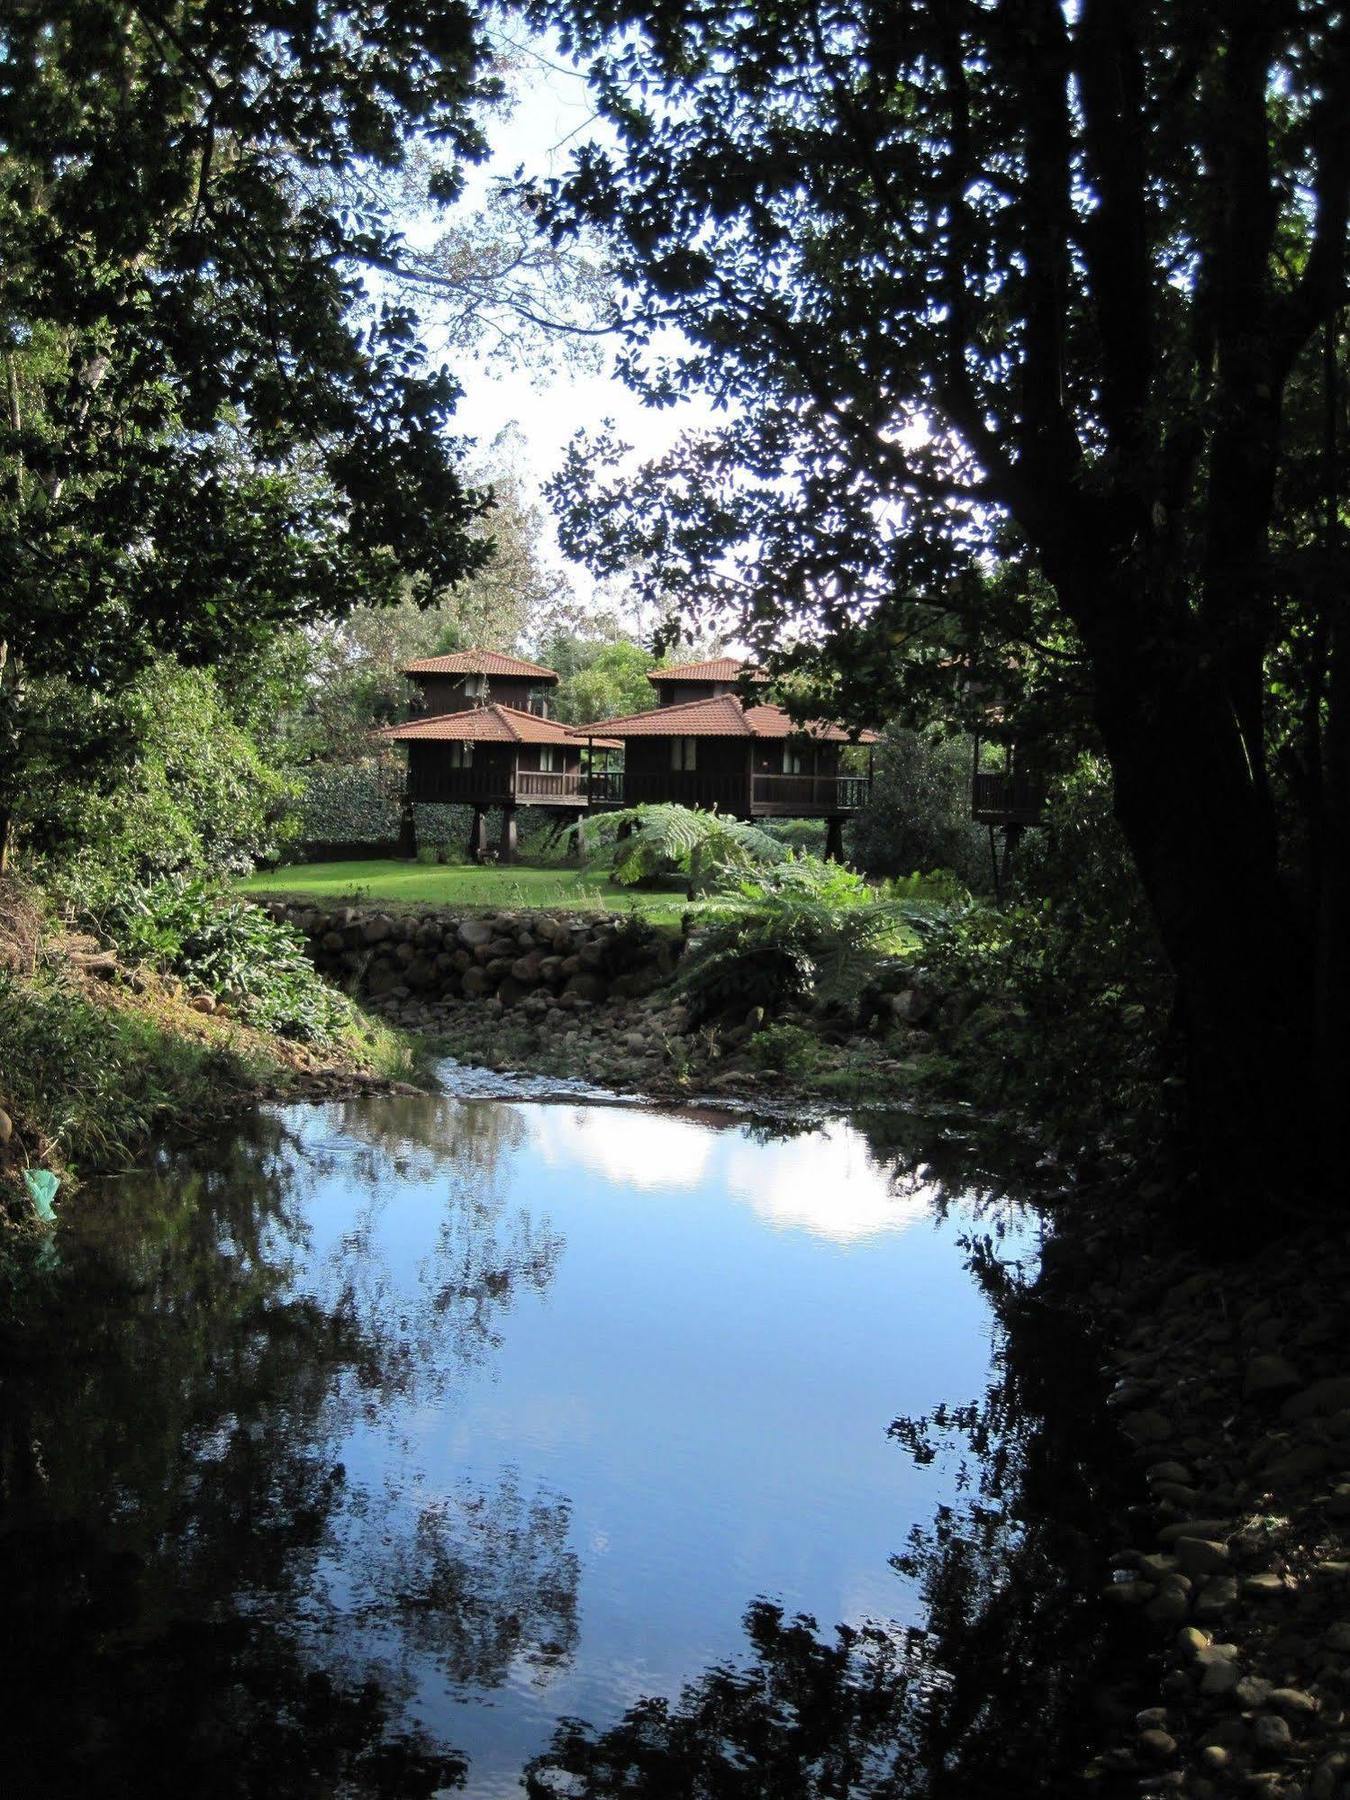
[
  {"x1": 586, "y1": 803, "x2": 787, "y2": 894},
  {"x1": 18, "y1": 661, "x2": 297, "y2": 887},
  {"x1": 99, "y1": 877, "x2": 351, "y2": 1044},
  {"x1": 747, "y1": 1022, "x2": 822, "y2": 1077},
  {"x1": 849, "y1": 726, "x2": 990, "y2": 888},
  {"x1": 677, "y1": 855, "x2": 919, "y2": 1021},
  {"x1": 293, "y1": 759, "x2": 402, "y2": 844},
  {"x1": 905, "y1": 758, "x2": 1173, "y2": 1159}
]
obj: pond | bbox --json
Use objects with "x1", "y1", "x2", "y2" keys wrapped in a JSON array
[{"x1": 2, "y1": 1090, "x2": 1109, "y2": 1799}]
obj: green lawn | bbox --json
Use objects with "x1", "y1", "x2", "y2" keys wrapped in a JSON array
[{"x1": 239, "y1": 857, "x2": 689, "y2": 920}]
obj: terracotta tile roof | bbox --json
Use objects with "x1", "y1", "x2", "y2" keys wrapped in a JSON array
[
  {"x1": 647, "y1": 657, "x2": 766, "y2": 684},
  {"x1": 742, "y1": 704, "x2": 879, "y2": 744},
  {"x1": 402, "y1": 649, "x2": 559, "y2": 682},
  {"x1": 588, "y1": 694, "x2": 878, "y2": 742},
  {"x1": 377, "y1": 703, "x2": 582, "y2": 745}
]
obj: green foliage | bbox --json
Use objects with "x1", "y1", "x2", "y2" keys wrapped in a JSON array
[
  {"x1": 295, "y1": 760, "x2": 403, "y2": 846},
  {"x1": 908, "y1": 761, "x2": 1173, "y2": 1161},
  {"x1": 19, "y1": 660, "x2": 297, "y2": 885},
  {"x1": 100, "y1": 878, "x2": 351, "y2": 1045},
  {"x1": 678, "y1": 855, "x2": 917, "y2": 1021},
  {"x1": 850, "y1": 728, "x2": 990, "y2": 889},
  {"x1": 0, "y1": 964, "x2": 267, "y2": 1173},
  {"x1": 746, "y1": 1022, "x2": 822, "y2": 1077},
  {"x1": 587, "y1": 803, "x2": 787, "y2": 894},
  {"x1": 548, "y1": 636, "x2": 660, "y2": 724}
]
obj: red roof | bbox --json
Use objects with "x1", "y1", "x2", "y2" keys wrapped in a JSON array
[
  {"x1": 402, "y1": 649, "x2": 558, "y2": 682},
  {"x1": 647, "y1": 657, "x2": 765, "y2": 685},
  {"x1": 587, "y1": 694, "x2": 878, "y2": 742},
  {"x1": 377, "y1": 703, "x2": 586, "y2": 746}
]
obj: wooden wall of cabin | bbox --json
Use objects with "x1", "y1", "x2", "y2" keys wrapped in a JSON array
[
  {"x1": 407, "y1": 741, "x2": 514, "y2": 802},
  {"x1": 411, "y1": 675, "x2": 552, "y2": 715},
  {"x1": 750, "y1": 740, "x2": 841, "y2": 779},
  {"x1": 621, "y1": 736, "x2": 752, "y2": 815}
]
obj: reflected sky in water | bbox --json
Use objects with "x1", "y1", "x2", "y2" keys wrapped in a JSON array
[
  {"x1": 4, "y1": 1096, "x2": 1030, "y2": 1799},
  {"x1": 285, "y1": 1098, "x2": 1023, "y2": 1792}
]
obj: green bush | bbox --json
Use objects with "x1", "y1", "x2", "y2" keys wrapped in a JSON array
[
  {"x1": 849, "y1": 726, "x2": 989, "y2": 888},
  {"x1": 293, "y1": 759, "x2": 402, "y2": 844},
  {"x1": 678, "y1": 855, "x2": 919, "y2": 1021},
  {"x1": 747, "y1": 1022, "x2": 822, "y2": 1076},
  {"x1": 0, "y1": 965, "x2": 266, "y2": 1173},
  {"x1": 19, "y1": 660, "x2": 297, "y2": 886},
  {"x1": 905, "y1": 758, "x2": 1172, "y2": 1157},
  {"x1": 587, "y1": 803, "x2": 787, "y2": 894},
  {"x1": 99, "y1": 877, "x2": 352, "y2": 1044}
]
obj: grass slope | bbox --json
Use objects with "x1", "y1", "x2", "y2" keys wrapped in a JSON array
[{"x1": 240, "y1": 858, "x2": 689, "y2": 919}]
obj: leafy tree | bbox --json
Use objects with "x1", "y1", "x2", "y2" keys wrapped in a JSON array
[
  {"x1": 529, "y1": 1, "x2": 1350, "y2": 1211},
  {"x1": 549, "y1": 635, "x2": 660, "y2": 723},
  {"x1": 0, "y1": 0, "x2": 500, "y2": 863},
  {"x1": 280, "y1": 455, "x2": 574, "y2": 764},
  {"x1": 850, "y1": 728, "x2": 990, "y2": 889},
  {"x1": 16, "y1": 659, "x2": 296, "y2": 886}
]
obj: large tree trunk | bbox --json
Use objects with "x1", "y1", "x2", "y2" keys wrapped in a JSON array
[{"x1": 1079, "y1": 592, "x2": 1315, "y2": 1221}]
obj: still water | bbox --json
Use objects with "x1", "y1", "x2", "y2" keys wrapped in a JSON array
[{"x1": 2, "y1": 1094, "x2": 1045, "y2": 1798}]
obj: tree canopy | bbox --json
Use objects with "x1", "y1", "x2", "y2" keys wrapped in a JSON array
[{"x1": 528, "y1": 0, "x2": 1350, "y2": 1207}]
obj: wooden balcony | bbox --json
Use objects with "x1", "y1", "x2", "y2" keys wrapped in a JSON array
[
  {"x1": 972, "y1": 770, "x2": 1045, "y2": 826},
  {"x1": 514, "y1": 769, "x2": 588, "y2": 802},
  {"x1": 750, "y1": 773, "x2": 871, "y2": 815}
]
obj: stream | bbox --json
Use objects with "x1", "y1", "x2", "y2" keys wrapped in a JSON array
[{"x1": 1, "y1": 1084, "x2": 1116, "y2": 1798}]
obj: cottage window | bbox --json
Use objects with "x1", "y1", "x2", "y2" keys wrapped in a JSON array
[
  {"x1": 463, "y1": 674, "x2": 487, "y2": 698},
  {"x1": 448, "y1": 742, "x2": 474, "y2": 769},
  {"x1": 783, "y1": 744, "x2": 805, "y2": 776},
  {"x1": 539, "y1": 747, "x2": 558, "y2": 773},
  {"x1": 671, "y1": 736, "x2": 698, "y2": 772}
]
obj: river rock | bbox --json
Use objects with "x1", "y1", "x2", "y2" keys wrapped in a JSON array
[
  {"x1": 1281, "y1": 1374, "x2": 1350, "y2": 1421},
  {"x1": 1244, "y1": 1353, "x2": 1301, "y2": 1399},
  {"x1": 1268, "y1": 1687, "x2": 1317, "y2": 1717},
  {"x1": 1252, "y1": 1714, "x2": 1293, "y2": 1758},
  {"x1": 457, "y1": 919, "x2": 495, "y2": 949},
  {"x1": 461, "y1": 966, "x2": 491, "y2": 998},
  {"x1": 1175, "y1": 1537, "x2": 1230, "y2": 1576},
  {"x1": 1193, "y1": 1576, "x2": 1239, "y2": 1621},
  {"x1": 1235, "y1": 1675, "x2": 1273, "y2": 1708},
  {"x1": 1137, "y1": 1727, "x2": 1177, "y2": 1762},
  {"x1": 1199, "y1": 1657, "x2": 1242, "y2": 1697}
]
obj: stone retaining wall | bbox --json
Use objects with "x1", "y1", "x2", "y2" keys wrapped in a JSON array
[{"x1": 261, "y1": 899, "x2": 684, "y2": 1017}]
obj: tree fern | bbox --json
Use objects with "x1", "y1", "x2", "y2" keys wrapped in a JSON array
[{"x1": 585, "y1": 804, "x2": 787, "y2": 894}]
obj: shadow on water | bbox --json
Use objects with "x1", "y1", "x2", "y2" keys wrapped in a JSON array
[{"x1": 0, "y1": 1098, "x2": 1124, "y2": 1798}]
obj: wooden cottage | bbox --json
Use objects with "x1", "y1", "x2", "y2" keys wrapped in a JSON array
[
  {"x1": 647, "y1": 656, "x2": 768, "y2": 708},
  {"x1": 376, "y1": 650, "x2": 618, "y2": 860},
  {"x1": 583, "y1": 675, "x2": 877, "y2": 860}
]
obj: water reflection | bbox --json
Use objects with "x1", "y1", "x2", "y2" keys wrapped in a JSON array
[{"x1": 1, "y1": 1095, "x2": 1108, "y2": 1798}]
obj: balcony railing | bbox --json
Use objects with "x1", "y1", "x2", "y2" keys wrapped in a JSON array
[
  {"x1": 514, "y1": 769, "x2": 587, "y2": 800},
  {"x1": 971, "y1": 770, "x2": 1044, "y2": 825},
  {"x1": 751, "y1": 773, "x2": 871, "y2": 812}
]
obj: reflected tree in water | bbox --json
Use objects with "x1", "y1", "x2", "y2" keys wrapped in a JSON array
[
  {"x1": 354, "y1": 1471, "x2": 580, "y2": 1689},
  {"x1": 525, "y1": 1599, "x2": 927, "y2": 1800},
  {"x1": 0, "y1": 1105, "x2": 578, "y2": 1797}
]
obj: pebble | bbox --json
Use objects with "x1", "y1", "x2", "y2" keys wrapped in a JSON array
[
  {"x1": 1194, "y1": 1576, "x2": 1239, "y2": 1621},
  {"x1": 1138, "y1": 1727, "x2": 1178, "y2": 1762},
  {"x1": 1175, "y1": 1536, "x2": 1231, "y2": 1575},
  {"x1": 1245, "y1": 1353, "x2": 1301, "y2": 1398},
  {"x1": 1199, "y1": 1658, "x2": 1243, "y2": 1697},
  {"x1": 1324, "y1": 1621, "x2": 1350, "y2": 1652},
  {"x1": 1235, "y1": 1675, "x2": 1273, "y2": 1708},
  {"x1": 1199, "y1": 1745, "x2": 1231, "y2": 1772},
  {"x1": 1281, "y1": 1375, "x2": 1350, "y2": 1421},
  {"x1": 1251, "y1": 1713, "x2": 1293, "y2": 1758},
  {"x1": 1159, "y1": 1519, "x2": 1233, "y2": 1545},
  {"x1": 1178, "y1": 1626, "x2": 1214, "y2": 1658},
  {"x1": 1268, "y1": 1686, "x2": 1318, "y2": 1717},
  {"x1": 1241, "y1": 1572, "x2": 1288, "y2": 1599}
]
